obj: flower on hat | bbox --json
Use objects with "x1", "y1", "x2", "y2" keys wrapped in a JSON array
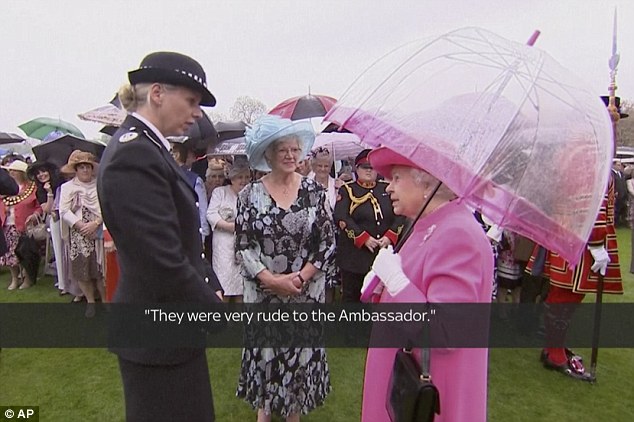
[{"x1": 207, "y1": 158, "x2": 225, "y2": 172}]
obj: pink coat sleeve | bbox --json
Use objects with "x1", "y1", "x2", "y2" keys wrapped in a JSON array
[{"x1": 386, "y1": 224, "x2": 492, "y2": 304}]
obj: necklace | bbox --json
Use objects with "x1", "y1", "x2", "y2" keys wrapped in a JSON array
[{"x1": 3, "y1": 182, "x2": 36, "y2": 207}]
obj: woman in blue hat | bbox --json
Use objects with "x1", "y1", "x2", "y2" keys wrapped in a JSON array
[{"x1": 235, "y1": 114, "x2": 335, "y2": 421}]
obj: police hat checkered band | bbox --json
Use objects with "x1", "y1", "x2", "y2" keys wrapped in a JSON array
[
  {"x1": 129, "y1": 52, "x2": 216, "y2": 106},
  {"x1": 138, "y1": 66, "x2": 208, "y2": 88}
]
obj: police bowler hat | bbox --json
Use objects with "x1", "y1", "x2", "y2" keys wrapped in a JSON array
[{"x1": 128, "y1": 51, "x2": 216, "y2": 107}]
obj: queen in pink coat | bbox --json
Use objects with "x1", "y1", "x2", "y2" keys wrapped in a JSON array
[{"x1": 361, "y1": 147, "x2": 493, "y2": 422}]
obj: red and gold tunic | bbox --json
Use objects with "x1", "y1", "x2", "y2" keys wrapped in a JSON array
[{"x1": 526, "y1": 177, "x2": 623, "y2": 294}]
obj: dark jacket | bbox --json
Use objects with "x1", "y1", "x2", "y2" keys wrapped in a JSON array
[
  {"x1": 0, "y1": 169, "x2": 19, "y2": 255},
  {"x1": 98, "y1": 115, "x2": 222, "y2": 365},
  {"x1": 334, "y1": 180, "x2": 405, "y2": 274}
]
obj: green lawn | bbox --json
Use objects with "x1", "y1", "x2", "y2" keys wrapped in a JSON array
[{"x1": 1, "y1": 230, "x2": 634, "y2": 421}]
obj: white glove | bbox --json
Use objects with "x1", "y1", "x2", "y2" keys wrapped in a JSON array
[
  {"x1": 588, "y1": 245, "x2": 610, "y2": 276},
  {"x1": 361, "y1": 270, "x2": 383, "y2": 297},
  {"x1": 486, "y1": 224, "x2": 503, "y2": 243},
  {"x1": 371, "y1": 246, "x2": 410, "y2": 296}
]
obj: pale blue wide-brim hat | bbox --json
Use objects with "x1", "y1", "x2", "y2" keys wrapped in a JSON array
[{"x1": 245, "y1": 115, "x2": 315, "y2": 171}]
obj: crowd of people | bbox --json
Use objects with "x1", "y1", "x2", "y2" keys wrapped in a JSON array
[
  {"x1": 2, "y1": 50, "x2": 626, "y2": 422},
  {"x1": 1, "y1": 150, "x2": 105, "y2": 317}
]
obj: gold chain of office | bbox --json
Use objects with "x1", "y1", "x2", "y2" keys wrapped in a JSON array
[{"x1": 2, "y1": 182, "x2": 36, "y2": 207}]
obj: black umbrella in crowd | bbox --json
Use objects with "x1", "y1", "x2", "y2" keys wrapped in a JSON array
[
  {"x1": 167, "y1": 114, "x2": 221, "y2": 178},
  {"x1": 215, "y1": 121, "x2": 247, "y2": 142},
  {"x1": 32, "y1": 134, "x2": 106, "y2": 168},
  {"x1": 0, "y1": 132, "x2": 33, "y2": 157},
  {"x1": 0, "y1": 132, "x2": 26, "y2": 144},
  {"x1": 206, "y1": 121, "x2": 247, "y2": 156},
  {"x1": 100, "y1": 125, "x2": 119, "y2": 136},
  {"x1": 184, "y1": 113, "x2": 219, "y2": 154}
]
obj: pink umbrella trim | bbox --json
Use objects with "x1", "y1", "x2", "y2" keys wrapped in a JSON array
[{"x1": 328, "y1": 105, "x2": 601, "y2": 266}]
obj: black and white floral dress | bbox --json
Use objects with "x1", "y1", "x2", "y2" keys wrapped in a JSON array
[{"x1": 235, "y1": 177, "x2": 335, "y2": 417}]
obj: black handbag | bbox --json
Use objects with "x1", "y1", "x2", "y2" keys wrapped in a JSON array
[{"x1": 386, "y1": 345, "x2": 440, "y2": 422}]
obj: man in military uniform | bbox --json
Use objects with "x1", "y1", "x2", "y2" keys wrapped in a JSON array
[
  {"x1": 334, "y1": 149, "x2": 405, "y2": 302},
  {"x1": 98, "y1": 51, "x2": 222, "y2": 422},
  {"x1": 527, "y1": 177, "x2": 623, "y2": 381}
]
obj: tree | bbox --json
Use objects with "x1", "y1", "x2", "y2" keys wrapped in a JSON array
[
  {"x1": 229, "y1": 96, "x2": 267, "y2": 124},
  {"x1": 206, "y1": 110, "x2": 227, "y2": 124}
]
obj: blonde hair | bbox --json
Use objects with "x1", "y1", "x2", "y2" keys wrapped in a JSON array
[
  {"x1": 118, "y1": 83, "x2": 150, "y2": 112},
  {"x1": 119, "y1": 83, "x2": 181, "y2": 112}
]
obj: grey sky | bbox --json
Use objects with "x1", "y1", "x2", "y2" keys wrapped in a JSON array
[{"x1": 1, "y1": 0, "x2": 631, "y2": 140}]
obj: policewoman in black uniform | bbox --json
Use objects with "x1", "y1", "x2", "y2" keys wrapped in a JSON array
[
  {"x1": 98, "y1": 52, "x2": 223, "y2": 422},
  {"x1": 334, "y1": 149, "x2": 405, "y2": 302}
]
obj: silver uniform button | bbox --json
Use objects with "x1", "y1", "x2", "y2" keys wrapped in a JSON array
[
  {"x1": 201, "y1": 253, "x2": 206, "y2": 259},
  {"x1": 199, "y1": 228, "x2": 203, "y2": 234},
  {"x1": 195, "y1": 202, "x2": 200, "y2": 207},
  {"x1": 204, "y1": 277, "x2": 210, "y2": 283}
]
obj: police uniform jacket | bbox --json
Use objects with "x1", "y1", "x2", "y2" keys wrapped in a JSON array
[
  {"x1": 98, "y1": 115, "x2": 222, "y2": 365},
  {"x1": 334, "y1": 179, "x2": 405, "y2": 274}
]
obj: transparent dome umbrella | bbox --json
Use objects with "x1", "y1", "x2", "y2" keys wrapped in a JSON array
[
  {"x1": 311, "y1": 132, "x2": 369, "y2": 162},
  {"x1": 325, "y1": 27, "x2": 613, "y2": 266}
]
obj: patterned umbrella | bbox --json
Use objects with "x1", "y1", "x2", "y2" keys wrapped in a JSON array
[
  {"x1": 78, "y1": 103, "x2": 126, "y2": 126},
  {"x1": 205, "y1": 121, "x2": 247, "y2": 156},
  {"x1": 207, "y1": 137, "x2": 246, "y2": 156}
]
